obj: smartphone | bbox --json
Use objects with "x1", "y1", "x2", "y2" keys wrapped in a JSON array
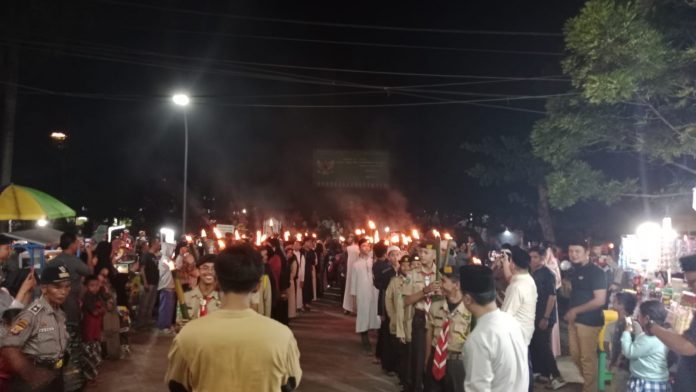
[{"x1": 625, "y1": 316, "x2": 632, "y2": 325}]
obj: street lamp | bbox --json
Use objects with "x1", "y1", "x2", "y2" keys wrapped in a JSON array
[{"x1": 172, "y1": 93, "x2": 190, "y2": 235}]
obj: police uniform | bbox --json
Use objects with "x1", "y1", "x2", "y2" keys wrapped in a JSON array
[
  {"x1": 2, "y1": 263, "x2": 70, "y2": 392},
  {"x1": 401, "y1": 261, "x2": 438, "y2": 392},
  {"x1": 424, "y1": 298, "x2": 471, "y2": 392},
  {"x1": 177, "y1": 287, "x2": 221, "y2": 325}
]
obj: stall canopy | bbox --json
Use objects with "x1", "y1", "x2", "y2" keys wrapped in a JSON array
[
  {"x1": 0, "y1": 184, "x2": 75, "y2": 220},
  {"x1": 3, "y1": 228, "x2": 64, "y2": 246}
]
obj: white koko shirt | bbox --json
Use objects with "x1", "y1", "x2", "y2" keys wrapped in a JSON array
[
  {"x1": 501, "y1": 273, "x2": 538, "y2": 345},
  {"x1": 463, "y1": 309, "x2": 529, "y2": 392}
]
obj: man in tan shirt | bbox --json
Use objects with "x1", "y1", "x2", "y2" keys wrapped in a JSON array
[
  {"x1": 402, "y1": 242, "x2": 441, "y2": 392},
  {"x1": 166, "y1": 245, "x2": 301, "y2": 392}
]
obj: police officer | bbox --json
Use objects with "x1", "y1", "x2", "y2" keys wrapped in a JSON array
[
  {"x1": 1, "y1": 262, "x2": 70, "y2": 392},
  {"x1": 424, "y1": 266, "x2": 471, "y2": 392}
]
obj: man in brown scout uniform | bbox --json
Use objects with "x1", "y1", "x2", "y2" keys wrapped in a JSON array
[
  {"x1": 176, "y1": 255, "x2": 221, "y2": 327},
  {"x1": 402, "y1": 242, "x2": 441, "y2": 392},
  {"x1": 424, "y1": 265, "x2": 471, "y2": 392},
  {"x1": 386, "y1": 254, "x2": 416, "y2": 391},
  {"x1": 1, "y1": 263, "x2": 71, "y2": 392}
]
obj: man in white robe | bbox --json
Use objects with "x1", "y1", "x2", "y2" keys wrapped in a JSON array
[
  {"x1": 350, "y1": 238, "x2": 380, "y2": 351},
  {"x1": 461, "y1": 265, "x2": 529, "y2": 392},
  {"x1": 293, "y1": 240, "x2": 304, "y2": 313},
  {"x1": 342, "y1": 240, "x2": 360, "y2": 313}
]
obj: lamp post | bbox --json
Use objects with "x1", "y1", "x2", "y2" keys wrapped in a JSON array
[
  {"x1": 172, "y1": 93, "x2": 190, "y2": 235},
  {"x1": 50, "y1": 131, "x2": 68, "y2": 199}
]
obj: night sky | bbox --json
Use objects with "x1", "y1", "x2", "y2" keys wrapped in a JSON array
[{"x1": 4, "y1": 0, "x2": 637, "y2": 237}]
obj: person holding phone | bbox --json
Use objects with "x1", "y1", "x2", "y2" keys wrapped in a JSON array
[{"x1": 621, "y1": 300, "x2": 670, "y2": 392}]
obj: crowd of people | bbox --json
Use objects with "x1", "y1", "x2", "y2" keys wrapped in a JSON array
[
  {"x1": 0, "y1": 225, "x2": 694, "y2": 392},
  {"x1": 338, "y1": 236, "x2": 696, "y2": 392}
]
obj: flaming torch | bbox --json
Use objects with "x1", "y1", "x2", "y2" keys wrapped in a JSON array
[
  {"x1": 167, "y1": 258, "x2": 190, "y2": 320},
  {"x1": 213, "y1": 227, "x2": 223, "y2": 240},
  {"x1": 432, "y1": 229, "x2": 441, "y2": 238},
  {"x1": 412, "y1": 229, "x2": 420, "y2": 240},
  {"x1": 256, "y1": 230, "x2": 262, "y2": 246},
  {"x1": 339, "y1": 236, "x2": 346, "y2": 243},
  {"x1": 355, "y1": 229, "x2": 362, "y2": 236},
  {"x1": 391, "y1": 234, "x2": 400, "y2": 244},
  {"x1": 200, "y1": 229, "x2": 207, "y2": 238},
  {"x1": 368, "y1": 220, "x2": 376, "y2": 230},
  {"x1": 217, "y1": 239, "x2": 226, "y2": 251},
  {"x1": 284, "y1": 231, "x2": 291, "y2": 242},
  {"x1": 295, "y1": 233, "x2": 302, "y2": 242},
  {"x1": 234, "y1": 230, "x2": 241, "y2": 241}
]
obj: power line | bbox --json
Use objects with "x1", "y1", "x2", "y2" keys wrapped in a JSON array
[
  {"x1": 113, "y1": 25, "x2": 562, "y2": 56},
  {"x1": 394, "y1": 91, "x2": 547, "y2": 115},
  {"x1": 6, "y1": 37, "x2": 569, "y2": 82},
  {"x1": 3, "y1": 80, "x2": 574, "y2": 110},
  {"x1": 93, "y1": 0, "x2": 563, "y2": 37}
]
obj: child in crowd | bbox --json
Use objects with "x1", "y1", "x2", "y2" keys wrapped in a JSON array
[
  {"x1": 622, "y1": 300, "x2": 670, "y2": 392},
  {"x1": 609, "y1": 292, "x2": 638, "y2": 392},
  {"x1": 82, "y1": 275, "x2": 105, "y2": 381}
]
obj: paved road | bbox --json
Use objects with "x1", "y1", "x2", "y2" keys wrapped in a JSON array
[{"x1": 86, "y1": 296, "x2": 583, "y2": 391}]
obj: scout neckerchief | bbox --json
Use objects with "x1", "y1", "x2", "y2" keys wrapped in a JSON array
[
  {"x1": 198, "y1": 290, "x2": 215, "y2": 317},
  {"x1": 432, "y1": 300, "x2": 460, "y2": 380}
]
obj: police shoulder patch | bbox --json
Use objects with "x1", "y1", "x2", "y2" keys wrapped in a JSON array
[
  {"x1": 28, "y1": 303, "x2": 43, "y2": 315},
  {"x1": 10, "y1": 319, "x2": 29, "y2": 335}
]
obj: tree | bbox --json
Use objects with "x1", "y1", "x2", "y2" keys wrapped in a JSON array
[
  {"x1": 464, "y1": 136, "x2": 557, "y2": 242},
  {"x1": 532, "y1": 0, "x2": 696, "y2": 209}
]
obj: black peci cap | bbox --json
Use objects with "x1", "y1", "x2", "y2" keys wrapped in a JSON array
[{"x1": 460, "y1": 265, "x2": 495, "y2": 294}]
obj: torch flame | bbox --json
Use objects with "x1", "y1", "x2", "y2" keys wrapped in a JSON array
[
  {"x1": 295, "y1": 233, "x2": 302, "y2": 242},
  {"x1": 217, "y1": 239, "x2": 226, "y2": 250},
  {"x1": 361, "y1": 229, "x2": 366, "y2": 235},
  {"x1": 391, "y1": 234, "x2": 400, "y2": 243},
  {"x1": 312, "y1": 233, "x2": 317, "y2": 239},
  {"x1": 200, "y1": 229, "x2": 207, "y2": 238},
  {"x1": 241, "y1": 234, "x2": 247, "y2": 239},
  {"x1": 269, "y1": 220, "x2": 274, "y2": 227},
  {"x1": 368, "y1": 220, "x2": 376, "y2": 230},
  {"x1": 412, "y1": 229, "x2": 420, "y2": 240},
  {"x1": 339, "y1": 236, "x2": 346, "y2": 242},
  {"x1": 284, "y1": 231, "x2": 290, "y2": 242},
  {"x1": 185, "y1": 235, "x2": 193, "y2": 243},
  {"x1": 234, "y1": 230, "x2": 241, "y2": 241},
  {"x1": 383, "y1": 240, "x2": 389, "y2": 246},
  {"x1": 385, "y1": 226, "x2": 390, "y2": 233},
  {"x1": 374, "y1": 231, "x2": 380, "y2": 243},
  {"x1": 472, "y1": 257, "x2": 482, "y2": 265},
  {"x1": 165, "y1": 259, "x2": 176, "y2": 271},
  {"x1": 256, "y1": 231, "x2": 262, "y2": 246},
  {"x1": 355, "y1": 229, "x2": 362, "y2": 236},
  {"x1": 443, "y1": 233, "x2": 453, "y2": 241},
  {"x1": 401, "y1": 234, "x2": 408, "y2": 244},
  {"x1": 432, "y1": 229, "x2": 441, "y2": 238},
  {"x1": 213, "y1": 227, "x2": 223, "y2": 239}
]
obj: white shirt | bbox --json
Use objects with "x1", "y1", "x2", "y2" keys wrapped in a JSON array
[
  {"x1": 158, "y1": 258, "x2": 175, "y2": 290},
  {"x1": 464, "y1": 309, "x2": 529, "y2": 392},
  {"x1": 501, "y1": 273, "x2": 538, "y2": 345}
]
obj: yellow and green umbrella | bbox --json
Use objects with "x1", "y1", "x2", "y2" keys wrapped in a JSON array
[{"x1": 0, "y1": 184, "x2": 75, "y2": 220}]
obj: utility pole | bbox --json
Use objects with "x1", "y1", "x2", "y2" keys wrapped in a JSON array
[{"x1": 0, "y1": 1, "x2": 18, "y2": 185}]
